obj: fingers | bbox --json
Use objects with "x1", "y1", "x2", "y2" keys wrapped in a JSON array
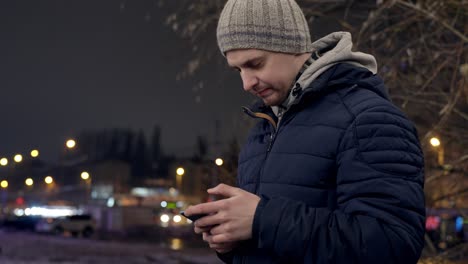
[
  {"x1": 195, "y1": 213, "x2": 226, "y2": 228},
  {"x1": 185, "y1": 184, "x2": 241, "y2": 217},
  {"x1": 202, "y1": 231, "x2": 210, "y2": 242},
  {"x1": 207, "y1": 223, "x2": 224, "y2": 236},
  {"x1": 210, "y1": 233, "x2": 232, "y2": 244},
  {"x1": 210, "y1": 243, "x2": 235, "y2": 253},
  {"x1": 184, "y1": 199, "x2": 225, "y2": 216},
  {"x1": 215, "y1": 248, "x2": 232, "y2": 254},
  {"x1": 207, "y1": 184, "x2": 240, "y2": 197},
  {"x1": 203, "y1": 230, "x2": 232, "y2": 244},
  {"x1": 190, "y1": 184, "x2": 258, "y2": 249},
  {"x1": 203, "y1": 232, "x2": 237, "y2": 253},
  {"x1": 194, "y1": 225, "x2": 211, "y2": 234},
  {"x1": 203, "y1": 232, "x2": 226, "y2": 243}
]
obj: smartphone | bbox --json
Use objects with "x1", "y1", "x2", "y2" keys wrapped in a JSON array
[{"x1": 180, "y1": 211, "x2": 208, "y2": 222}]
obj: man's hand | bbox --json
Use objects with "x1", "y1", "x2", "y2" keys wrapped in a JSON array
[
  {"x1": 184, "y1": 184, "x2": 261, "y2": 245},
  {"x1": 203, "y1": 232, "x2": 239, "y2": 253}
]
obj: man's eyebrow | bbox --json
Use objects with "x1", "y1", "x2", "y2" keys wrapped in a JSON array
[{"x1": 229, "y1": 56, "x2": 264, "y2": 69}]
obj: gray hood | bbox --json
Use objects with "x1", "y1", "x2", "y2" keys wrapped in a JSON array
[{"x1": 272, "y1": 32, "x2": 377, "y2": 116}]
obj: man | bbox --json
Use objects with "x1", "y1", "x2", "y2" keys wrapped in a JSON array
[{"x1": 184, "y1": 0, "x2": 425, "y2": 263}]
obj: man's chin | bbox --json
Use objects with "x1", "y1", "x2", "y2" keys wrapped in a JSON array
[
  {"x1": 261, "y1": 97, "x2": 281, "y2": 107},
  {"x1": 263, "y1": 101, "x2": 277, "y2": 106}
]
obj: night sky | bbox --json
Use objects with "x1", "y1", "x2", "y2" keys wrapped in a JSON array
[{"x1": 0, "y1": 1, "x2": 252, "y2": 162}]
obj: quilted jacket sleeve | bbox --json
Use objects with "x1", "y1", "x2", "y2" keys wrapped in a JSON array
[{"x1": 251, "y1": 106, "x2": 426, "y2": 263}]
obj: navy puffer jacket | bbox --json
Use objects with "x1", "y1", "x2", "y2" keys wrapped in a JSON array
[{"x1": 223, "y1": 63, "x2": 425, "y2": 263}]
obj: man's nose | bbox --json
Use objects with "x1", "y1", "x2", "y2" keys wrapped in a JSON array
[{"x1": 241, "y1": 71, "x2": 258, "y2": 92}]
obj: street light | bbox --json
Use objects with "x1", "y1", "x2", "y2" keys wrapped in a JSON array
[
  {"x1": 212, "y1": 158, "x2": 224, "y2": 197},
  {"x1": 429, "y1": 137, "x2": 444, "y2": 166},
  {"x1": 81, "y1": 171, "x2": 90, "y2": 180},
  {"x1": 44, "y1": 176, "x2": 53, "y2": 184},
  {"x1": 30, "y1": 150, "x2": 39, "y2": 158},
  {"x1": 14, "y1": 154, "x2": 23, "y2": 163},
  {"x1": 25, "y1": 178, "x2": 33, "y2": 186},
  {"x1": 0, "y1": 158, "x2": 7, "y2": 166},
  {"x1": 66, "y1": 139, "x2": 76, "y2": 149},
  {"x1": 1, "y1": 180, "x2": 7, "y2": 188},
  {"x1": 176, "y1": 167, "x2": 185, "y2": 191},
  {"x1": 430, "y1": 137, "x2": 441, "y2": 147},
  {"x1": 176, "y1": 167, "x2": 185, "y2": 176},
  {"x1": 215, "y1": 158, "x2": 224, "y2": 166}
]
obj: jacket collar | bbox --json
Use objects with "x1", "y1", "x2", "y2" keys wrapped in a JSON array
[{"x1": 271, "y1": 31, "x2": 378, "y2": 117}]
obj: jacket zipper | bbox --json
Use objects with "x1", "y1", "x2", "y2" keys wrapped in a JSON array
[
  {"x1": 242, "y1": 106, "x2": 278, "y2": 195},
  {"x1": 253, "y1": 122, "x2": 277, "y2": 195},
  {"x1": 267, "y1": 130, "x2": 276, "y2": 152}
]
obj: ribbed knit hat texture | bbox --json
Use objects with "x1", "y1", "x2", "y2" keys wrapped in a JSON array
[{"x1": 217, "y1": 0, "x2": 313, "y2": 54}]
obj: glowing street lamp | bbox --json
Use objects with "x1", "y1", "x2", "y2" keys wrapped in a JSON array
[
  {"x1": 215, "y1": 158, "x2": 224, "y2": 166},
  {"x1": 1, "y1": 180, "x2": 8, "y2": 188},
  {"x1": 14, "y1": 154, "x2": 23, "y2": 163},
  {"x1": 0, "y1": 158, "x2": 8, "y2": 166},
  {"x1": 66, "y1": 139, "x2": 76, "y2": 149},
  {"x1": 430, "y1": 137, "x2": 441, "y2": 147},
  {"x1": 429, "y1": 137, "x2": 444, "y2": 166},
  {"x1": 44, "y1": 176, "x2": 53, "y2": 184},
  {"x1": 81, "y1": 171, "x2": 90, "y2": 180},
  {"x1": 25, "y1": 178, "x2": 33, "y2": 186},
  {"x1": 211, "y1": 158, "x2": 224, "y2": 194},
  {"x1": 176, "y1": 167, "x2": 185, "y2": 176},
  {"x1": 30, "y1": 149, "x2": 39, "y2": 158},
  {"x1": 176, "y1": 167, "x2": 185, "y2": 191}
]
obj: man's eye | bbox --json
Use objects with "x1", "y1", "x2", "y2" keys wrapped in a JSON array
[{"x1": 252, "y1": 62, "x2": 263, "y2": 69}]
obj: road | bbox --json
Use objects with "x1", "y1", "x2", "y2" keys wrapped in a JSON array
[
  {"x1": 0, "y1": 230, "x2": 222, "y2": 263},
  {"x1": 5, "y1": 229, "x2": 465, "y2": 264}
]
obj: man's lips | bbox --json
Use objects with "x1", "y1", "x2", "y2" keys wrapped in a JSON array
[{"x1": 257, "y1": 88, "x2": 272, "y2": 97}]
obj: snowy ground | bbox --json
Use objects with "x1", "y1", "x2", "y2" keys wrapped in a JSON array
[{"x1": 0, "y1": 229, "x2": 222, "y2": 263}]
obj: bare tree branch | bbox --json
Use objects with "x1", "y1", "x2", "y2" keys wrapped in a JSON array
[{"x1": 395, "y1": 0, "x2": 468, "y2": 43}]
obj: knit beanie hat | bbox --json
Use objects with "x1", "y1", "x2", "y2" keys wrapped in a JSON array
[{"x1": 217, "y1": 0, "x2": 313, "y2": 55}]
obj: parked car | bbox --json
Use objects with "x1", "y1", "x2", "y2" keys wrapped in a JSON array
[{"x1": 35, "y1": 214, "x2": 96, "y2": 238}]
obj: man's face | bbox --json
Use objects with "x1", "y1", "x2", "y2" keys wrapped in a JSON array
[{"x1": 226, "y1": 49, "x2": 301, "y2": 106}]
